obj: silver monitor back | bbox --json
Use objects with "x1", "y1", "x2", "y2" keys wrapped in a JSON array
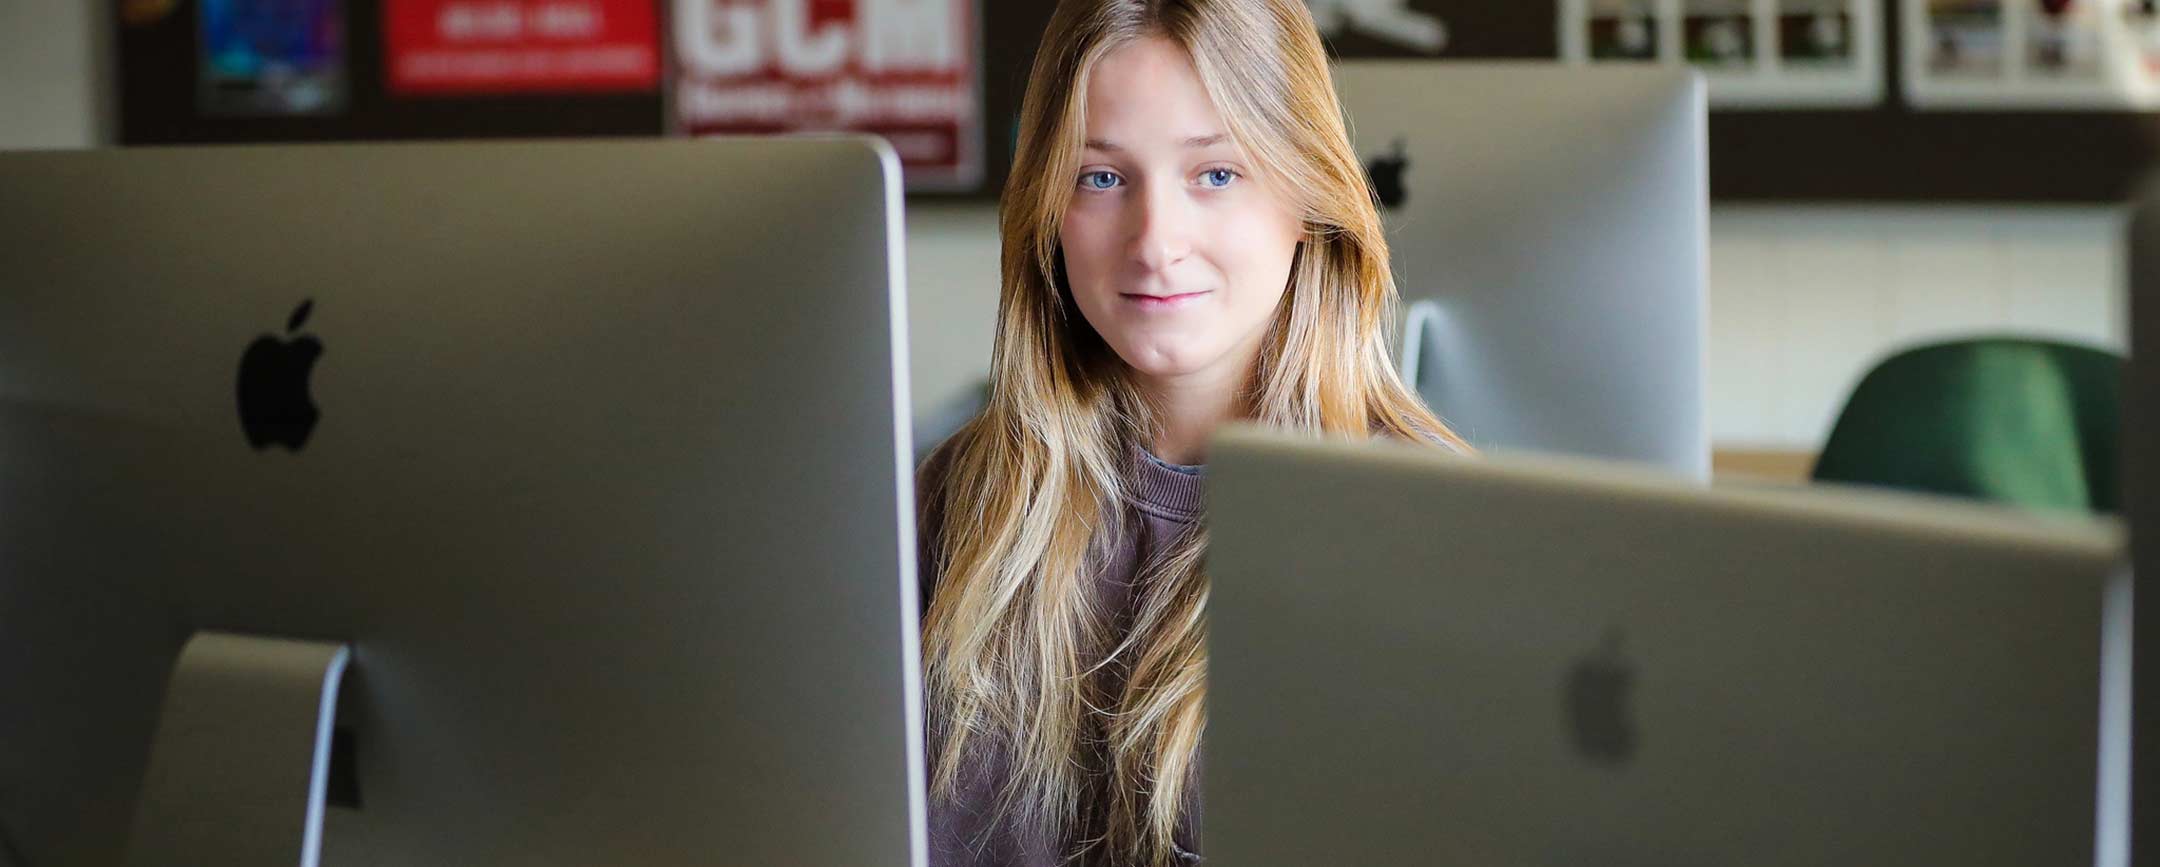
[
  {"x1": 2129, "y1": 183, "x2": 2157, "y2": 867},
  {"x1": 1205, "y1": 426, "x2": 2126, "y2": 867},
  {"x1": 1332, "y1": 62, "x2": 1709, "y2": 479},
  {"x1": 0, "y1": 139, "x2": 924, "y2": 866}
]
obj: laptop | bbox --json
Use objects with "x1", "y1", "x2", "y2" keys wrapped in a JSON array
[{"x1": 1204, "y1": 426, "x2": 2126, "y2": 867}]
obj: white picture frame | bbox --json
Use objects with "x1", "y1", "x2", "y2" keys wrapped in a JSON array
[{"x1": 1560, "y1": 0, "x2": 1887, "y2": 107}]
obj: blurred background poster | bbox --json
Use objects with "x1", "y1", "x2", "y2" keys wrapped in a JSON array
[
  {"x1": 383, "y1": 0, "x2": 661, "y2": 96},
  {"x1": 1906, "y1": 0, "x2": 2160, "y2": 108},
  {"x1": 200, "y1": 0, "x2": 349, "y2": 115},
  {"x1": 1684, "y1": 0, "x2": 1756, "y2": 71},
  {"x1": 1584, "y1": 0, "x2": 1661, "y2": 60},
  {"x1": 1778, "y1": 0, "x2": 1864, "y2": 72},
  {"x1": 671, "y1": 0, "x2": 983, "y2": 191}
]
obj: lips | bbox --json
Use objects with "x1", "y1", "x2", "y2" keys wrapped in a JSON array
[{"x1": 1120, "y1": 290, "x2": 1211, "y2": 311}]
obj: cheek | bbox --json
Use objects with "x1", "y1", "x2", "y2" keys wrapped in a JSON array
[
  {"x1": 1215, "y1": 207, "x2": 1302, "y2": 306},
  {"x1": 1057, "y1": 210, "x2": 1121, "y2": 292}
]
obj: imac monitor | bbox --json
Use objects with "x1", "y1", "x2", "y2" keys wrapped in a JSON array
[
  {"x1": 1331, "y1": 63, "x2": 1710, "y2": 479},
  {"x1": 0, "y1": 139, "x2": 924, "y2": 866}
]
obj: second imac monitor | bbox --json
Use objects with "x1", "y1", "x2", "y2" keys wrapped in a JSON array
[{"x1": 1334, "y1": 63, "x2": 1709, "y2": 478}]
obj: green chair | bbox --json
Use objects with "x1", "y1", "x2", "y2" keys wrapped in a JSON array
[{"x1": 1811, "y1": 337, "x2": 2124, "y2": 514}]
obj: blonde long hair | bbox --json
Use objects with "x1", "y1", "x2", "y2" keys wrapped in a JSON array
[{"x1": 919, "y1": 1, "x2": 1468, "y2": 863}]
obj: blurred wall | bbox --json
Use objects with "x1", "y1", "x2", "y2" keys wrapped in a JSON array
[
  {"x1": 905, "y1": 203, "x2": 1002, "y2": 439},
  {"x1": 1710, "y1": 205, "x2": 2128, "y2": 451},
  {"x1": 0, "y1": 1, "x2": 110, "y2": 150}
]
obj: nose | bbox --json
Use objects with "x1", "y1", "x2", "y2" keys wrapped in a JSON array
[{"x1": 1128, "y1": 178, "x2": 1193, "y2": 274}]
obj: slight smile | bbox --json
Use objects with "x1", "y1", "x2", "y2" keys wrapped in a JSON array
[{"x1": 1121, "y1": 291, "x2": 1212, "y2": 311}]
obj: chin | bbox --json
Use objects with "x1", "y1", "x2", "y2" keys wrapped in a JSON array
[{"x1": 1111, "y1": 335, "x2": 1226, "y2": 379}]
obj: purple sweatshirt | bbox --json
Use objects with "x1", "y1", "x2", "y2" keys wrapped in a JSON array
[{"x1": 915, "y1": 441, "x2": 1208, "y2": 867}]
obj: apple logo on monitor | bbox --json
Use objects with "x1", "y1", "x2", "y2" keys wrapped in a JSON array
[
  {"x1": 1564, "y1": 628, "x2": 1639, "y2": 766},
  {"x1": 1363, "y1": 137, "x2": 1409, "y2": 211},
  {"x1": 237, "y1": 299, "x2": 324, "y2": 451}
]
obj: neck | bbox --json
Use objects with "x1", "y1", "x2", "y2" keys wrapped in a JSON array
[{"x1": 1137, "y1": 363, "x2": 1248, "y2": 466}]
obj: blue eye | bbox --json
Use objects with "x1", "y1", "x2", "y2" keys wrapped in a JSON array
[
  {"x1": 1080, "y1": 171, "x2": 1122, "y2": 191},
  {"x1": 1200, "y1": 168, "x2": 1239, "y2": 188}
]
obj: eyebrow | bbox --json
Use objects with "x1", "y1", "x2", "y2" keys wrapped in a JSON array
[{"x1": 1084, "y1": 133, "x2": 1231, "y2": 153}]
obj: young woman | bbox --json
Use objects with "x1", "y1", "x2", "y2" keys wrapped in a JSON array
[{"x1": 915, "y1": 1, "x2": 1469, "y2": 864}]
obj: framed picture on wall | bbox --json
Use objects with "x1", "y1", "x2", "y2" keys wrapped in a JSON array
[
  {"x1": 122, "y1": 0, "x2": 666, "y2": 144},
  {"x1": 1560, "y1": 0, "x2": 1885, "y2": 107},
  {"x1": 1905, "y1": 0, "x2": 2160, "y2": 108},
  {"x1": 670, "y1": 0, "x2": 985, "y2": 192}
]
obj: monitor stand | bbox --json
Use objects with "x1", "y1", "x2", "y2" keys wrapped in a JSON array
[
  {"x1": 125, "y1": 631, "x2": 351, "y2": 867},
  {"x1": 1397, "y1": 298, "x2": 1446, "y2": 394}
]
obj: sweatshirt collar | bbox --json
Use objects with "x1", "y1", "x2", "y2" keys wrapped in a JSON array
[{"x1": 1129, "y1": 442, "x2": 1205, "y2": 521}]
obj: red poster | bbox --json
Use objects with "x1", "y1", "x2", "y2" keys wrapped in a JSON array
[
  {"x1": 672, "y1": 0, "x2": 983, "y2": 191},
  {"x1": 386, "y1": 0, "x2": 660, "y2": 95}
]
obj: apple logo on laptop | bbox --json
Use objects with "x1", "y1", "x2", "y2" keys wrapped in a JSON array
[
  {"x1": 1363, "y1": 137, "x2": 1409, "y2": 211},
  {"x1": 1564, "y1": 628, "x2": 1639, "y2": 766},
  {"x1": 237, "y1": 299, "x2": 324, "y2": 451}
]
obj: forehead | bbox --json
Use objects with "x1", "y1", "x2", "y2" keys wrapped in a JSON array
[{"x1": 1082, "y1": 36, "x2": 1229, "y2": 146}]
